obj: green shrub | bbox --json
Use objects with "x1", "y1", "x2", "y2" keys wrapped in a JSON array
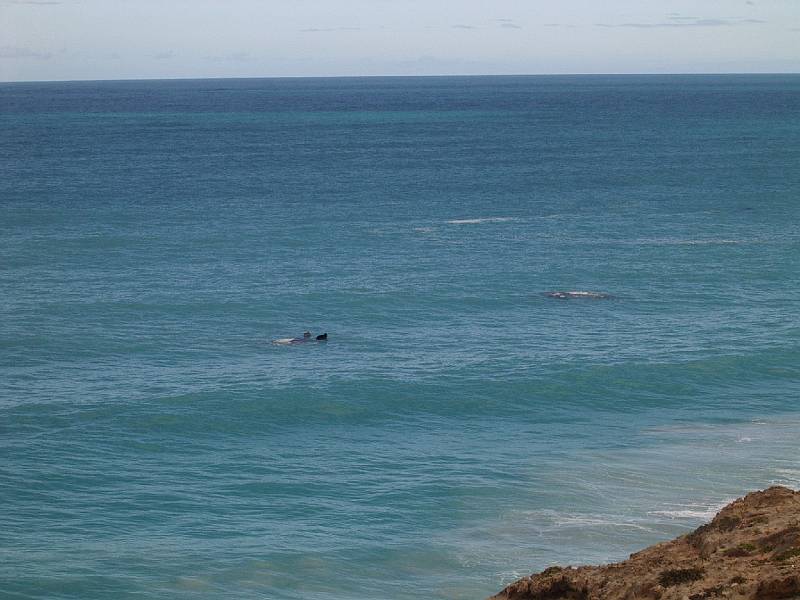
[
  {"x1": 658, "y1": 568, "x2": 705, "y2": 587},
  {"x1": 774, "y1": 547, "x2": 800, "y2": 562}
]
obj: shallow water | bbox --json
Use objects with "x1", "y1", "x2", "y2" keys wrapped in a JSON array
[{"x1": 1, "y1": 74, "x2": 799, "y2": 599}]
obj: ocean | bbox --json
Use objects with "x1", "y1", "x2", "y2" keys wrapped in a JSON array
[{"x1": 1, "y1": 74, "x2": 799, "y2": 599}]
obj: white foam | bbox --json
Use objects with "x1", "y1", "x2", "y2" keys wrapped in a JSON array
[
  {"x1": 563, "y1": 291, "x2": 607, "y2": 298},
  {"x1": 517, "y1": 509, "x2": 654, "y2": 532},
  {"x1": 546, "y1": 291, "x2": 613, "y2": 300},
  {"x1": 648, "y1": 507, "x2": 723, "y2": 520},
  {"x1": 647, "y1": 496, "x2": 735, "y2": 521},
  {"x1": 446, "y1": 217, "x2": 517, "y2": 225},
  {"x1": 551, "y1": 515, "x2": 651, "y2": 530},
  {"x1": 772, "y1": 469, "x2": 800, "y2": 487}
]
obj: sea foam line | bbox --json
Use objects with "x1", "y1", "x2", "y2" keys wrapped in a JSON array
[
  {"x1": 647, "y1": 503, "x2": 730, "y2": 521},
  {"x1": 446, "y1": 217, "x2": 518, "y2": 225},
  {"x1": 635, "y1": 238, "x2": 746, "y2": 246}
]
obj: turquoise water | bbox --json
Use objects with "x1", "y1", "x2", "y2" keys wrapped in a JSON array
[{"x1": 1, "y1": 75, "x2": 799, "y2": 599}]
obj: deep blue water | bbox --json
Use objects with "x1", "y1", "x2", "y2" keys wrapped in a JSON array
[{"x1": 1, "y1": 75, "x2": 799, "y2": 599}]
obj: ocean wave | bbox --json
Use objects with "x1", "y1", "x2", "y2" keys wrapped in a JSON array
[
  {"x1": 647, "y1": 505, "x2": 728, "y2": 520},
  {"x1": 446, "y1": 217, "x2": 517, "y2": 225},
  {"x1": 635, "y1": 238, "x2": 746, "y2": 246},
  {"x1": 772, "y1": 469, "x2": 800, "y2": 487},
  {"x1": 516, "y1": 509, "x2": 655, "y2": 532},
  {"x1": 549, "y1": 514, "x2": 653, "y2": 531}
]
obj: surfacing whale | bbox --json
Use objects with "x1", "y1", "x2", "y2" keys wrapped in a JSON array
[
  {"x1": 545, "y1": 291, "x2": 613, "y2": 300},
  {"x1": 273, "y1": 333, "x2": 328, "y2": 345}
]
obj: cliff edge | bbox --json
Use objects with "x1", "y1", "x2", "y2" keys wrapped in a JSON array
[{"x1": 491, "y1": 486, "x2": 800, "y2": 600}]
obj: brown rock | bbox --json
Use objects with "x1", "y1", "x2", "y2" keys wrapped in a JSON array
[{"x1": 490, "y1": 487, "x2": 800, "y2": 600}]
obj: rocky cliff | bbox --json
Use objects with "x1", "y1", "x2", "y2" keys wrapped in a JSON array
[{"x1": 491, "y1": 486, "x2": 800, "y2": 600}]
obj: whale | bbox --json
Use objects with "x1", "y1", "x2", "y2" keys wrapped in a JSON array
[
  {"x1": 544, "y1": 291, "x2": 613, "y2": 300},
  {"x1": 272, "y1": 333, "x2": 328, "y2": 345}
]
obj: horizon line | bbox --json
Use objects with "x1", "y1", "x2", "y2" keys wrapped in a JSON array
[{"x1": 2, "y1": 70, "x2": 799, "y2": 85}]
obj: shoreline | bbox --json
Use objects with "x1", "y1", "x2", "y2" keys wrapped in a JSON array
[{"x1": 491, "y1": 486, "x2": 800, "y2": 600}]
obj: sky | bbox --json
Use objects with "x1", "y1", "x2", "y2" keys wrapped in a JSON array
[{"x1": 1, "y1": 0, "x2": 799, "y2": 81}]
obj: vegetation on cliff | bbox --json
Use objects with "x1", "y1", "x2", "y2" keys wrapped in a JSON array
[{"x1": 492, "y1": 486, "x2": 800, "y2": 600}]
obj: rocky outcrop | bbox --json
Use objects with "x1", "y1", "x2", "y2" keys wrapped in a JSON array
[{"x1": 491, "y1": 487, "x2": 800, "y2": 600}]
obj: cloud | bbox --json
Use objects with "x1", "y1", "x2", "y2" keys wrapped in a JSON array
[
  {"x1": 8, "y1": 0, "x2": 61, "y2": 4},
  {"x1": 495, "y1": 18, "x2": 522, "y2": 29},
  {"x1": 0, "y1": 46, "x2": 52, "y2": 59},
  {"x1": 300, "y1": 27, "x2": 360, "y2": 33},
  {"x1": 154, "y1": 51, "x2": 174, "y2": 60},
  {"x1": 694, "y1": 19, "x2": 731, "y2": 26},
  {"x1": 452, "y1": 24, "x2": 477, "y2": 30},
  {"x1": 596, "y1": 17, "x2": 761, "y2": 29}
]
